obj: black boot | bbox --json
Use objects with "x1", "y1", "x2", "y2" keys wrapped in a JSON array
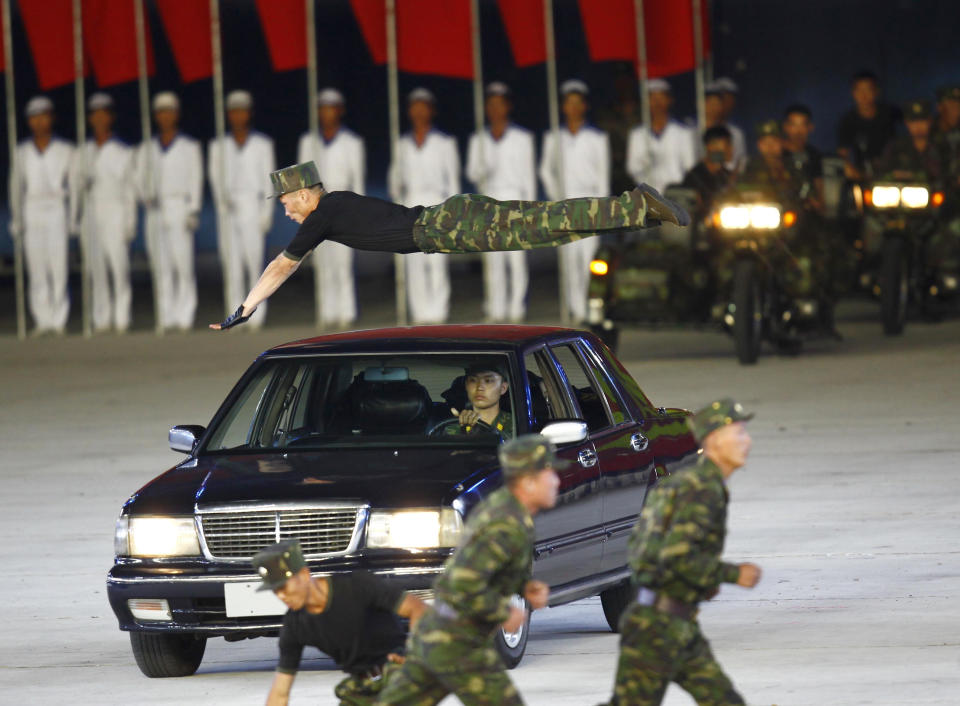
[{"x1": 633, "y1": 183, "x2": 691, "y2": 227}]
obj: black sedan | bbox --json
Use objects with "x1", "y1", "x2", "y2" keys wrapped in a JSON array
[{"x1": 107, "y1": 325, "x2": 697, "y2": 677}]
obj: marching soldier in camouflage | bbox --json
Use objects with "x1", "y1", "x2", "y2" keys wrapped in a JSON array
[
  {"x1": 211, "y1": 160, "x2": 689, "y2": 329},
  {"x1": 375, "y1": 434, "x2": 563, "y2": 705},
  {"x1": 605, "y1": 398, "x2": 762, "y2": 706}
]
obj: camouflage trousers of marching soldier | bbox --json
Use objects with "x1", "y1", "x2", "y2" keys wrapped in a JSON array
[
  {"x1": 413, "y1": 190, "x2": 650, "y2": 254},
  {"x1": 334, "y1": 663, "x2": 399, "y2": 706},
  {"x1": 375, "y1": 611, "x2": 523, "y2": 706},
  {"x1": 607, "y1": 605, "x2": 745, "y2": 706}
]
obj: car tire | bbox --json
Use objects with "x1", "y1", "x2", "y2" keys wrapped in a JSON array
[
  {"x1": 130, "y1": 632, "x2": 206, "y2": 678},
  {"x1": 600, "y1": 581, "x2": 633, "y2": 633},
  {"x1": 493, "y1": 595, "x2": 530, "y2": 669},
  {"x1": 733, "y1": 259, "x2": 763, "y2": 365},
  {"x1": 880, "y1": 236, "x2": 908, "y2": 336}
]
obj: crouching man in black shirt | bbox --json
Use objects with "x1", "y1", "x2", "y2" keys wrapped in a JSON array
[
  {"x1": 211, "y1": 160, "x2": 689, "y2": 329},
  {"x1": 253, "y1": 540, "x2": 427, "y2": 706}
]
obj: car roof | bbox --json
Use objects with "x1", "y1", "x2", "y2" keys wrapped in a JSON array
[{"x1": 265, "y1": 325, "x2": 582, "y2": 356}]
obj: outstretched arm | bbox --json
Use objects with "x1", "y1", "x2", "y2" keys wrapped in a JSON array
[
  {"x1": 210, "y1": 253, "x2": 301, "y2": 329},
  {"x1": 265, "y1": 670, "x2": 295, "y2": 706}
]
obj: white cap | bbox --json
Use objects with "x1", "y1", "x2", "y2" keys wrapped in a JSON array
[
  {"x1": 152, "y1": 91, "x2": 180, "y2": 112},
  {"x1": 646, "y1": 78, "x2": 672, "y2": 94},
  {"x1": 408, "y1": 87, "x2": 436, "y2": 105},
  {"x1": 87, "y1": 92, "x2": 115, "y2": 112},
  {"x1": 560, "y1": 79, "x2": 589, "y2": 97},
  {"x1": 714, "y1": 77, "x2": 739, "y2": 94},
  {"x1": 25, "y1": 96, "x2": 53, "y2": 117},
  {"x1": 317, "y1": 88, "x2": 345, "y2": 107},
  {"x1": 704, "y1": 79, "x2": 723, "y2": 96},
  {"x1": 226, "y1": 90, "x2": 253, "y2": 111},
  {"x1": 485, "y1": 81, "x2": 511, "y2": 98}
]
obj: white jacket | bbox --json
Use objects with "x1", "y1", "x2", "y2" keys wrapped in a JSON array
[
  {"x1": 466, "y1": 124, "x2": 536, "y2": 201},
  {"x1": 298, "y1": 127, "x2": 366, "y2": 195},
  {"x1": 10, "y1": 137, "x2": 76, "y2": 233},
  {"x1": 208, "y1": 131, "x2": 276, "y2": 233},
  {"x1": 626, "y1": 120, "x2": 697, "y2": 193},
  {"x1": 538, "y1": 125, "x2": 610, "y2": 200},
  {"x1": 389, "y1": 129, "x2": 460, "y2": 207},
  {"x1": 136, "y1": 133, "x2": 203, "y2": 216},
  {"x1": 75, "y1": 137, "x2": 137, "y2": 240}
]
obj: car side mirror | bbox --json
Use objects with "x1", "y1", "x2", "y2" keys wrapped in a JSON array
[
  {"x1": 540, "y1": 420, "x2": 588, "y2": 445},
  {"x1": 169, "y1": 425, "x2": 205, "y2": 454}
]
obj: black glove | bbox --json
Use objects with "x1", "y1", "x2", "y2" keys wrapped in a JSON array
[{"x1": 218, "y1": 305, "x2": 255, "y2": 329}]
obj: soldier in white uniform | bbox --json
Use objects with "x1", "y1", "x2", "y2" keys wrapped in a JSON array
[
  {"x1": 626, "y1": 78, "x2": 697, "y2": 193},
  {"x1": 389, "y1": 87, "x2": 459, "y2": 324},
  {"x1": 209, "y1": 90, "x2": 275, "y2": 330},
  {"x1": 136, "y1": 92, "x2": 203, "y2": 331},
  {"x1": 539, "y1": 80, "x2": 610, "y2": 323},
  {"x1": 75, "y1": 93, "x2": 137, "y2": 333},
  {"x1": 466, "y1": 81, "x2": 536, "y2": 323},
  {"x1": 10, "y1": 96, "x2": 75, "y2": 335},
  {"x1": 297, "y1": 87, "x2": 365, "y2": 328},
  {"x1": 701, "y1": 80, "x2": 747, "y2": 173}
]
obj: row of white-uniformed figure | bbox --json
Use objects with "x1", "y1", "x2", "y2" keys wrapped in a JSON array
[{"x1": 9, "y1": 75, "x2": 745, "y2": 334}]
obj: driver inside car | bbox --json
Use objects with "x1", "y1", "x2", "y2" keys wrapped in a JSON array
[{"x1": 444, "y1": 363, "x2": 514, "y2": 439}]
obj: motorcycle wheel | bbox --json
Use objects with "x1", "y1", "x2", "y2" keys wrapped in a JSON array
[
  {"x1": 880, "y1": 236, "x2": 908, "y2": 336},
  {"x1": 733, "y1": 259, "x2": 764, "y2": 365}
]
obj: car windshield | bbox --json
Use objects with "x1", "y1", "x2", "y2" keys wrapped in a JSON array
[{"x1": 203, "y1": 353, "x2": 516, "y2": 452}]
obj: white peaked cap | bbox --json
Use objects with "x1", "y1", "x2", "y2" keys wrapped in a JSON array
[
  {"x1": 317, "y1": 88, "x2": 345, "y2": 107},
  {"x1": 646, "y1": 78, "x2": 672, "y2": 93},
  {"x1": 87, "y1": 92, "x2": 115, "y2": 112},
  {"x1": 407, "y1": 87, "x2": 436, "y2": 105},
  {"x1": 226, "y1": 90, "x2": 253, "y2": 110},
  {"x1": 25, "y1": 95, "x2": 54, "y2": 117},
  {"x1": 560, "y1": 79, "x2": 589, "y2": 97},
  {"x1": 152, "y1": 91, "x2": 180, "y2": 112}
]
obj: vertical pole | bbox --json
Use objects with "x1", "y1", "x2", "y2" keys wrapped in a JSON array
[
  {"x1": 634, "y1": 0, "x2": 650, "y2": 129},
  {"x1": 470, "y1": 0, "x2": 492, "y2": 320},
  {"x1": 2, "y1": 0, "x2": 26, "y2": 340},
  {"x1": 386, "y1": 0, "x2": 406, "y2": 325},
  {"x1": 544, "y1": 0, "x2": 568, "y2": 324},
  {"x1": 134, "y1": 0, "x2": 163, "y2": 335},
  {"x1": 704, "y1": 0, "x2": 713, "y2": 82},
  {"x1": 692, "y1": 0, "x2": 706, "y2": 131},
  {"x1": 210, "y1": 0, "x2": 231, "y2": 318},
  {"x1": 73, "y1": 0, "x2": 91, "y2": 337},
  {"x1": 306, "y1": 0, "x2": 324, "y2": 328}
]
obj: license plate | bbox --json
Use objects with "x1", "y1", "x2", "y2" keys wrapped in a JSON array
[{"x1": 224, "y1": 581, "x2": 287, "y2": 618}]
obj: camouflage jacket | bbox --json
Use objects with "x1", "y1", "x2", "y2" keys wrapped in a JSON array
[
  {"x1": 432, "y1": 486, "x2": 534, "y2": 630},
  {"x1": 443, "y1": 409, "x2": 514, "y2": 439},
  {"x1": 877, "y1": 136, "x2": 947, "y2": 184},
  {"x1": 627, "y1": 455, "x2": 741, "y2": 605}
]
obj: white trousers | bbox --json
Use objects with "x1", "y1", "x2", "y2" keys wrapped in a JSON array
[
  {"x1": 88, "y1": 199, "x2": 132, "y2": 332},
  {"x1": 313, "y1": 240, "x2": 356, "y2": 326},
  {"x1": 148, "y1": 199, "x2": 196, "y2": 330},
  {"x1": 405, "y1": 252, "x2": 449, "y2": 324},
  {"x1": 559, "y1": 237, "x2": 599, "y2": 323},
  {"x1": 483, "y1": 250, "x2": 528, "y2": 322},
  {"x1": 23, "y1": 197, "x2": 70, "y2": 332},
  {"x1": 222, "y1": 200, "x2": 266, "y2": 329}
]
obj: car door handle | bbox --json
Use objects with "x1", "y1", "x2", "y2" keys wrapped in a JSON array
[
  {"x1": 578, "y1": 449, "x2": 598, "y2": 468},
  {"x1": 630, "y1": 432, "x2": 649, "y2": 452}
]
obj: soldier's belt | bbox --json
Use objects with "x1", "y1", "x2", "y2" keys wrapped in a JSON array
[{"x1": 636, "y1": 587, "x2": 698, "y2": 621}]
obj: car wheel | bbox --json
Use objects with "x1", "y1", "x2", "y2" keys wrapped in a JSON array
[
  {"x1": 493, "y1": 595, "x2": 530, "y2": 669},
  {"x1": 880, "y1": 236, "x2": 908, "y2": 336},
  {"x1": 600, "y1": 581, "x2": 633, "y2": 633},
  {"x1": 130, "y1": 632, "x2": 206, "y2": 678}
]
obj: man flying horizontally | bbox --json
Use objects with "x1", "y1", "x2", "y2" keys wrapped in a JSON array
[{"x1": 210, "y1": 160, "x2": 688, "y2": 329}]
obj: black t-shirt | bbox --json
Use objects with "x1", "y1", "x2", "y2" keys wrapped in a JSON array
[
  {"x1": 783, "y1": 144, "x2": 824, "y2": 183},
  {"x1": 836, "y1": 104, "x2": 900, "y2": 171},
  {"x1": 681, "y1": 162, "x2": 733, "y2": 208},
  {"x1": 282, "y1": 191, "x2": 424, "y2": 260},
  {"x1": 276, "y1": 572, "x2": 406, "y2": 675}
]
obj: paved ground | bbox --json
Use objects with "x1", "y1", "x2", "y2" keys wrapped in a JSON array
[{"x1": 1, "y1": 291, "x2": 958, "y2": 705}]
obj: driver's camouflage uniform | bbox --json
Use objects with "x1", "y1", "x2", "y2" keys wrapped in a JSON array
[
  {"x1": 375, "y1": 487, "x2": 534, "y2": 706},
  {"x1": 443, "y1": 410, "x2": 514, "y2": 440}
]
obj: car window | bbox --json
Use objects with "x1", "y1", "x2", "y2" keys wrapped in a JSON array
[
  {"x1": 550, "y1": 344, "x2": 613, "y2": 433},
  {"x1": 204, "y1": 354, "x2": 515, "y2": 452},
  {"x1": 576, "y1": 342, "x2": 627, "y2": 424},
  {"x1": 594, "y1": 341, "x2": 655, "y2": 415},
  {"x1": 523, "y1": 350, "x2": 575, "y2": 430}
]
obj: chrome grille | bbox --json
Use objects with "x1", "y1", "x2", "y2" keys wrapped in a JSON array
[{"x1": 199, "y1": 507, "x2": 361, "y2": 560}]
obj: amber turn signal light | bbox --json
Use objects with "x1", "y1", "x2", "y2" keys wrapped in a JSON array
[
  {"x1": 590, "y1": 259, "x2": 609, "y2": 276},
  {"x1": 783, "y1": 211, "x2": 797, "y2": 227},
  {"x1": 932, "y1": 191, "x2": 945, "y2": 207}
]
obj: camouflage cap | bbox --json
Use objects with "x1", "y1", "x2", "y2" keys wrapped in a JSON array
[
  {"x1": 903, "y1": 99, "x2": 932, "y2": 121},
  {"x1": 756, "y1": 119, "x2": 781, "y2": 138},
  {"x1": 252, "y1": 539, "x2": 307, "y2": 591},
  {"x1": 936, "y1": 85, "x2": 960, "y2": 102},
  {"x1": 688, "y1": 398, "x2": 753, "y2": 443},
  {"x1": 499, "y1": 434, "x2": 570, "y2": 481},
  {"x1": 268, "y1": 161, "x2": 323, "y2": 199}
]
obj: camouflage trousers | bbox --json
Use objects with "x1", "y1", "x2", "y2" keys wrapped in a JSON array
[
  {"x1": 413, "y1": 190, "x2": 650, "y2": 254},
  {"x1": 335, "y1": 663, "x2": 399, "y2": 706},
  {"x1": 606, "y1": 605, "x2": 744, "y2": 706},
  {"x1": 375, "y1": 611, "x2": 523, "y2": 706}
]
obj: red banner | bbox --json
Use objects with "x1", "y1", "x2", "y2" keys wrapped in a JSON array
[
  {"x1": 20, "y1": 0, "x2": 81, "y2": 89},
  {"x1": 84, "y1": 0, "x2": 155, "y2": 87},
  {"x1": 496, "y1": 0, "x2": 545, "y2": 68},
  {"x1": 351, "y1": 0, "x2": 474, "y2": 79},
  {"x1": 578, "y1": 0, "x2": 711, "y2": 78},
  {"x1": 155, "y1": 0, "x2": 212, "y2": 83},
  {"x1": 255, "y1": 0, "x2": 307, "y2": 72}
]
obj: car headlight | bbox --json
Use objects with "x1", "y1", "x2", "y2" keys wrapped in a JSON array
[
  {"x1": 367, "y1": 508, "x2": 462, "y2": 549},
  {"x1": 871, "y1": 185, "x2": 901, "y2": 208},
  {"x1": 900, "y1": 186, "x2": 929, "y2": 208},
  {"x1": 718, "y1": 205, "x2": 750, "y2": 229},
  {"x1": 115, "y1": 516, "x2": 201, "y2": 557}
]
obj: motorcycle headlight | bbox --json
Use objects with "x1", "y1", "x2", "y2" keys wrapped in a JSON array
[
  {"x1": 900, "y1": 186, "x2": 929, "y2": 209},
  {"x1": 367, "y1": 508, "x2": 462, "y2": 549},
  {"x1": 749, "y1": 205, "x2": 781, "y2": 229},
  {"x1": 719, "y1": 205, "x2": 751, "y2": 229},
  {"x1": 118, "y1": 516, "x2": 202, "y2": 557},
  {"x1": 718, "y1": 204, "x2": 780, "y2": 230},
  {"x1": 871, "y1": 185, "x2": 901, "y2": 208}
]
